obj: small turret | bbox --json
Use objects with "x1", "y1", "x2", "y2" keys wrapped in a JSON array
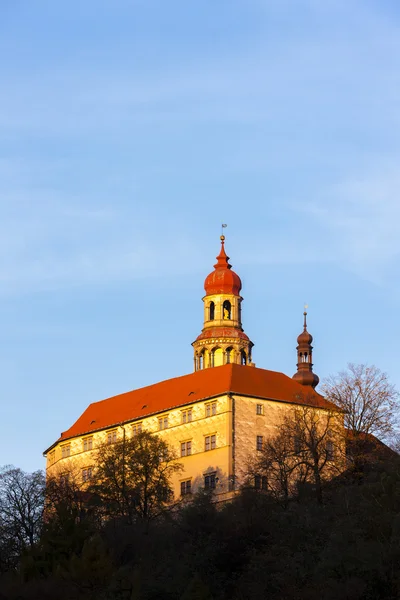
[{"x1": 292, "y1": 308, "x2": 319, "y2": 389}]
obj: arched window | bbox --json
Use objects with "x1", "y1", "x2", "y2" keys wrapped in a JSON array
[
  {"x1": 199, "y1": 352, "x2": 204, "y2": 370},
  {"x1": 226, "y1": 347, "x2": 232, "y2": 364},
  {"x1": 209, "y1": 302, "x2": 215, "y2": 321},
  {"x1": 210, "y1": 349, "x2": 215, "y2": 368},
  {"x1": 299, "y1": 352, "x2": 303, "y2": 362},
  {"x1": 241, "y1": 350, "x2": 247, "y2": 365},
  {"x1": 223, "y1": 300, "x2": 231, "y2": 320},
  {"x1": 304, "y1": 352, "x2": 308, "y2": 363}
]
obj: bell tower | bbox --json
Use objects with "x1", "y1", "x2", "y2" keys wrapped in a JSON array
[
  {"x1": 192, "y1": 235, "x2": 254, "y2": 370},
  {"x1": 292, "y1": 309, "x2": 319, "y2": 388}
]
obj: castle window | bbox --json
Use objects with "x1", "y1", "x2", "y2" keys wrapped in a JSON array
[
  {"x1": 132, "y1": 423, "x2": 142, "y2": 436},
  {"x1": 182, "y1": 409, "x2": 192, "y2": 424},
  {"x1": 158, "y1": 416, "x2": 169, "y2": 430},
  {"x1": 209, "y1": 302, "x2": 215, "y2": 321},
  {"x1": 60, "y1": 473, "x2": 70, "y2": 486},
  {"x1": 326, "y1": 440, "x2": 334, "y2": 461},
  {"x1": 205, "y1": 402, "x2": 217, "y2": 417},
  {"x1": 107, "y1": 430, "x2": 117, "y2": 444},
  {"x1": 241, "y1": 350, "x2": 247, "y2": 365},
  {"x1": 254, "y1": 475, "x2": 268, "y2": 490},
  {"x1": 205, "y1": 434, "x2": 216, "y2": 451},
  {"x1": 181, "y1": 480, "x2": 192, "y2": 496},
  {"x1": 48, "y1": 450, "x2": 55, "y2": 465},
  {"x1": 180, "y1": 440, "x2": 192, "y2": 457},
  {"x1": 256, "y1": 404, "x2": 263, "y2": 415},
  {"x1": 223, "y1": 300, "x2": 231, "y2": 320},
  {"x1": 82, "y1": 437, "x2": 93, "y2": 452},
  {"x1": 82, "y1": 467, "x2": 93, "y2": 483},
  {"x1": 204, "y1": 473, "x2": 216, "y2": 490},
  {"x1": 226, "y1": 347, "x2": 232, "y2": 364},
  {"x1": 61, "y1": 444, "x2": 71, "y2": 459},
  {"x1": 304, "y1": 352, "x2": 308, "y2": 362},
  {"x1": 256, "y1": 435, "x2": 263, "y2": 451}
]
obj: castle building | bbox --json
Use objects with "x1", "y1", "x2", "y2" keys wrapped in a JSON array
[{"x1": 44, "y1": 236, "x2": 339, "y2": 499}]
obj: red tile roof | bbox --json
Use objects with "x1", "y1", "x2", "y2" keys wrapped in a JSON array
[{"x1": 45, "y1": 364, "x2": 338, "y2": 452}]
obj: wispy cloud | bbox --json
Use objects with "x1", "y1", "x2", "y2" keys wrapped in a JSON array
[{"x1": 293, "y1": 165, "x2": 400, "y2": 283}]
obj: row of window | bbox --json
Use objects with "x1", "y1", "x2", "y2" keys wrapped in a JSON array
[
  {"x1": 180, "y1": 434, "x2": 216, "y2": 456},
  {"x1": 66, "y1": 471, "x2": 264, "y2": 494},
  {"x1": 57, "y1": 403, "x2": 220, "y2": 460},
  {"x1": 180, "y1": 473, "x2": 217, "y2": 496},
  {"x1": 197, "y1": 349, "x2": 248, "y2": 369},
  {"x1": 60, "y1": 432, "x2": 218, "y2": 464},
  {"x1": 255, "y1": 435, "x2": 335, "y2": 460}
]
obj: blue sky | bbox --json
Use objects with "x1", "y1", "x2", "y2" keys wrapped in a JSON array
[{"x1": 1, "y1": 0, "x2": 400, "y2": 471}]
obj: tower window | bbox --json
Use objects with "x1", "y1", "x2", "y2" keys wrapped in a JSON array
[
  {"x1": 256, "y1": 435, "x2": 263, "y2": 451},
  {"x1": 226, "y1": 347, "x2": 232, "y2": 364},
  {"x1": 198, "y1": 352, "x2": 204, "y2": 370},
  {"x1": 241, "y1": 350, "x2": 247, "y2": 365},
  {"x1": 256, "y1": 404, "x2": 263, "y2": 415},
  {"x1": 209, "y1": 302, "x2": 215, "y2": 321},
  {"x1": 223, "y1": 300, "x2": 231, "y2": 320}
]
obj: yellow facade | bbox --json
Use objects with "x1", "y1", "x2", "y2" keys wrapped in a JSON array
[{"x1": 46, "y1": 394, "x2": 234, "y2": 499}]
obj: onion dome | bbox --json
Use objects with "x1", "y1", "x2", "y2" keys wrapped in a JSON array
[{"x1": 204, "y1": 236, "x2": 242, "y2": 295}]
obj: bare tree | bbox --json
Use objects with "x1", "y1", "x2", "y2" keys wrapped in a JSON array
[
  {"x1": 0, "y1": 466, "x2": 45, "y2": 570},
  {"x1": 322, "y1": 363, "x2": 399, "y2": 441},
  {"x1": 253, "y1": 406, "x2": 343, "y2": 505},
  {"x1": 89, "y1": 431, "x2": 183, "y2": 524},
  {"x1": 250, "y1": 429, "x2": 302, "y2": 507}
]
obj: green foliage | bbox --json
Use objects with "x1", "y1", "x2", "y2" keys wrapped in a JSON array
[{"x1": 89, "y1": 431, "x2": 183, "y2": 524}]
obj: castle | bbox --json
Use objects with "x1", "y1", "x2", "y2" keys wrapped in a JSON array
[{"x1": 44, "y1": 235, "x2": 339, "y2": 498}]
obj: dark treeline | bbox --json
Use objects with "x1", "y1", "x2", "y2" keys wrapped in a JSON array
[{"x1": 1, "y1": 455, "x2": 400, "y2": 600}]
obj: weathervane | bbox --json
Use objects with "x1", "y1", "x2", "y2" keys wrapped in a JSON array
[{"x1": 221, "y1": 223, "x2": 227, "y2": 238}]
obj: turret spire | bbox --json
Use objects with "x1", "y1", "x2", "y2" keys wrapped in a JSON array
[{"x1": 292, "y1": 306, "x2": 319, "y2": 389}]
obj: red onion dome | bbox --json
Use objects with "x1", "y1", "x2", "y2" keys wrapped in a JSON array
[{"x1": 204, "y1": 236, "x2": 242, "y2": 296}]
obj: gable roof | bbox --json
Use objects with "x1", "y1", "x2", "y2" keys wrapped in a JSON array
[{"x1": 44, "y1": 363, "x2": 338, "y2": 453}]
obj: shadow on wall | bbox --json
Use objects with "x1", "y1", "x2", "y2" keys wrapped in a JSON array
[{"x1": 191, "y1": 466, "x2": 231, "y2": 496}]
